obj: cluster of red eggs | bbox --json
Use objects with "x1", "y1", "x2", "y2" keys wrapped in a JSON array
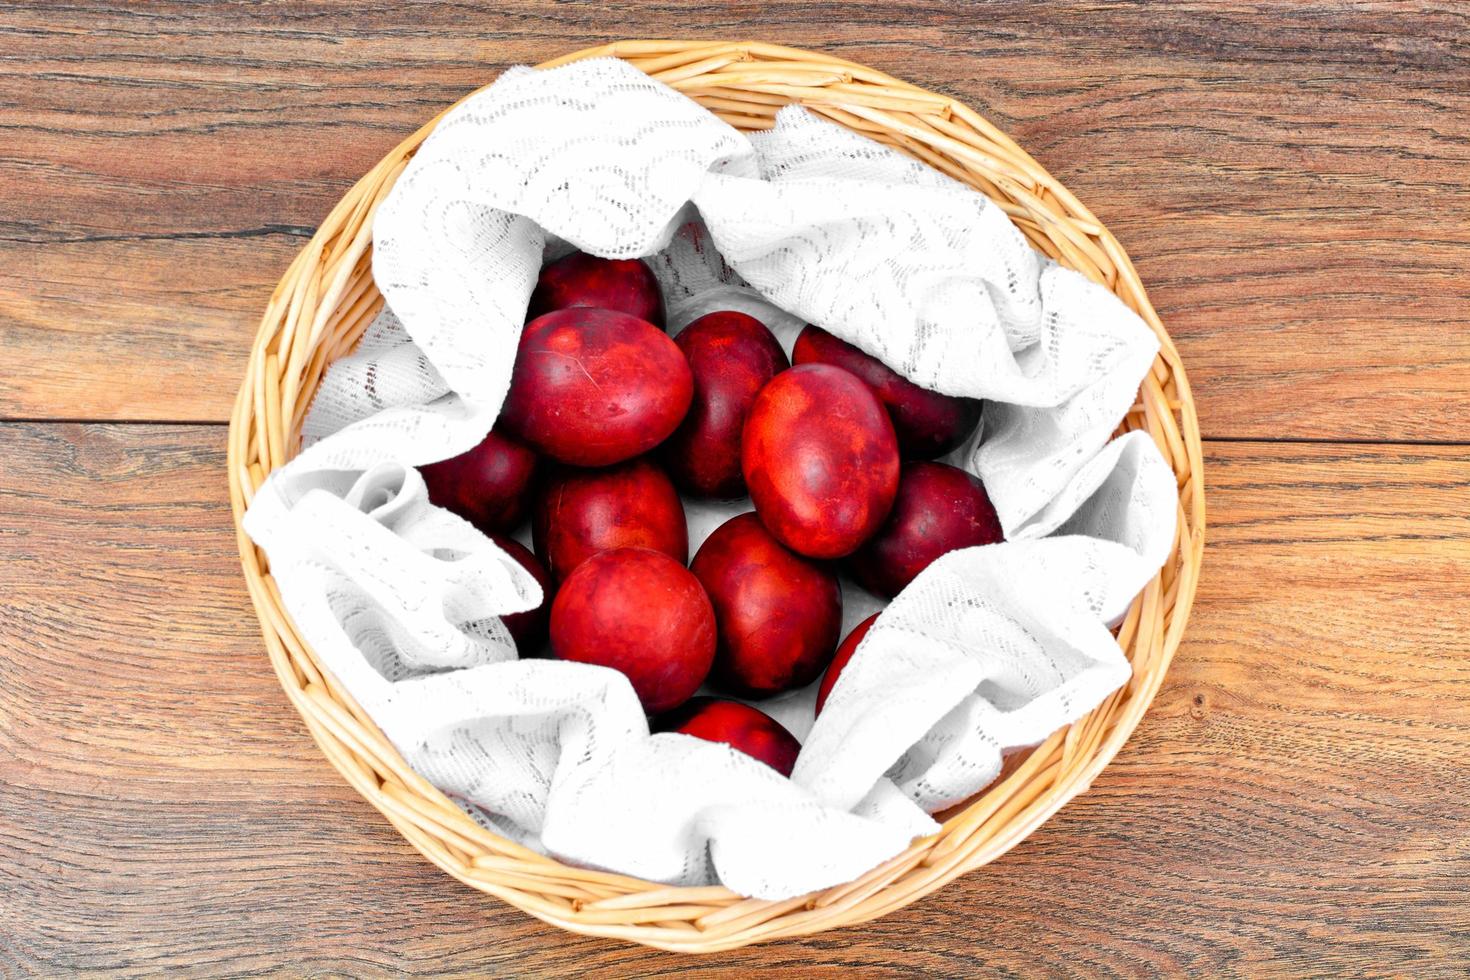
[{"x1": 421, "y1": 252, "x2": 1004, "y2": 778}]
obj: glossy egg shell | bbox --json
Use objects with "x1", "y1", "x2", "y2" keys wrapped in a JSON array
[
  {"x1": 793, "y1": 325, "x2": 982, "y2": 459},
  {"x1": 815, "y1": 613, "x2": 879, "y2": 715},
  {"x1": 500, "y1": 308, "x2": 692, "y2": 467},
  {"x1": 491, "y1": 535, "x2": 553, "y2": 656},
  {"x1": 690, "y1": 512, "x2": 843, "y2": 698},
  {"x1": 419, "y1": 426, "x2": 538, "y2": 535},
  {"x1": 849, "y1": 461, "x2": 1005, "y2": 598},
  {"x1": 741, "y1": 363, "x2": 900, "y2": 559},
  {"x1": 658, "y1": 697, "x2": 801, "y2": 777},
  {"x1": 533, "y1": 457, "x2": 688, "y2": 582},
  {"x1": 528, "y1": 251, "x2": 666, "y2": 330},
  {"x1": 663, "y1": 311, "x2": 789, "y2": 498},
  {"x1": 549, "y1": 548, "x2": 715, "y2": 715}
]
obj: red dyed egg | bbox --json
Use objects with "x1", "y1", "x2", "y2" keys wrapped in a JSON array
[
  {"x1": 501, "y1": 308, "x2": 692, "y2": 467},
  {"x1": 815, "y1": 613, "x2": 879, "y2": 715},
  {"x1": 793, "y1": 325, "x2": 982, "y2": 459},
  {"x1": 690, "y1": 513, "x2": 842, "y2": 698},
  {"x1": 659, "y1": 698, "x2": 801, "y2": 777},
  {"x1": 849, "y1": 461, "x2": 1005, "y2": 598},
  {"x1": 741, "y1": 364, "x2": 900, "y2": 559},
  {"x1": 528, "y1": 251, "x2": 666, "y2": 330},
  {"x1": 491, "y1": 535, "x2": 552, "y2": 656},
  {"x1": 420, "y1": 426, "x2": 538, "y2": 535},
  {"x1": 663, "y1": 311, "x2": 789, "y2": 498},
  {"x1": 550, "y1": 547, "x2": 716, "y2": 714},
  {"x1": 533, "y1": 457, "x2": 688, "y2": 582}
]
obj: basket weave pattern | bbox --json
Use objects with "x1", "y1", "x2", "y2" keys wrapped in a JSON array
[{"x1": 228, "y1": 40, "x2": 1205, "y2": 952}]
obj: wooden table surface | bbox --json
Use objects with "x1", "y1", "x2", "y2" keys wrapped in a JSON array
[{"x1": 3, "y1": 3, "x2": 1468, "y2": 975}]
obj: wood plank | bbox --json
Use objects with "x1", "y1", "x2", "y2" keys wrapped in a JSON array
[
  {"x1": 2, "y1": 3, "x2": 1468, "y2": 436},
  {"x1": 2, "y1": 423, "x2": 1467, "y2": 973},
  {"x1": 0, "y1": 237, "x2": 300, "y2": 421}
]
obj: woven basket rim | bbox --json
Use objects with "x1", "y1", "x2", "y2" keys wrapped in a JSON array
[{"x1": 227, "y1": 39, "x2": 1206, "y2": 953}]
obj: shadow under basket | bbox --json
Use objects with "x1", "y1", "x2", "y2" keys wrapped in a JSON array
[{"x1": 228, "y1": 40, "x2": 1206, "y2": 953}]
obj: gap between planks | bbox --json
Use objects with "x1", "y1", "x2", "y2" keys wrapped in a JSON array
[{"x1": 2, "y1": 419, "x2": 1468, "y2": 451}]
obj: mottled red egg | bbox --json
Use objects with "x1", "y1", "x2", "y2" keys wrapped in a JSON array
[
  {"x1": 528, "y1": 251, "x2": 666, "y2": 330},
  {"x1": 491, "y1": 535, "x2": 552, "y2": 656},
  {"x1": 849, "y1": 461, "x2": 1005, "y2": 598},
  {"x1": 793, "y1": 325, "x2": 983, "y2": 459},
  {"x1": 420, "y1": 426, "x2": 538, "y2": 535},
  {"x1": 815, "y1": 613, "x2": 879, "y2": 716},
  {"x1": 690, "y1": 513, "x2": 843, "y2": 698},
  {"x1": 741, "y1": 364, "x2": 900, "y2": 559},
  {"x1": 550, "y1": 548, "x2": 716, "y2": 714},
  {"x1": 659, "y1": 697, "x2": 801, "y2": 777},
  {"x1": 500, "y1": 308, "x2": 693, "y2": 467},
  {"x1": 533, "y1": 457, "x2": 688, "y2": 582},
  {"x1": 663, "y1": 311, "x2": 789, "y2": 498}
]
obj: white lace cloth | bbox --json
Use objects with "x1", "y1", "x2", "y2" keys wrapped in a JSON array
[{"x1": 244, "y1": 58, "x2": 1177, "y2": 899}]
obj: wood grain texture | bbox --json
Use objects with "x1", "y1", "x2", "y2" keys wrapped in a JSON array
[
  {"x1": 4, "y1": 2, "x2": 1469, "y2": 973},
  {"x1": 3, "y1": 424, "x2": 1467, "y2": 975},
  {"x1": 2, "y1": 2, "x2": 1469, "y2": 436}
]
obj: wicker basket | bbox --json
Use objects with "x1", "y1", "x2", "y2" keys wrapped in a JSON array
[{"x1": 228, "y1": 40, "x2": 1205, "y2": 952}]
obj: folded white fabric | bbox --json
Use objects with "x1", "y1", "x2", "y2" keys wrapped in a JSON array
[{"x1": 245, "y1": 57, "x2": 1177, "y2": 899}]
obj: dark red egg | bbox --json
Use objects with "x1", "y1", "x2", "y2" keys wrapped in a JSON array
[
  {"x1": 663, "y1": 311, "x2": 789, "y2": 498},
  {"x1": 550, "y1": 548, "x2": 715, "y2": 714},
  {"x1": 689, "y1": 513, "x2": 842, "y2": 698},
  {"x1": 815, "y1": 613, "x2": 879, "y2": 716},
  {"x1": 491, "y1": 535, "x2": 552, "y2": 656},
  {"x1": 849, "y1": 461, "x2": 1005, "y2": 598},
  {"x1": 658, "y1": 698, "x2": 801, "y2": 777},
  {"x1": 419, "y1": 426, "x2": 538, "y2": 535},
  {"x1": 500, "y1": 308, "x2": 693, "y2": 467},
  {"x1": 533, "y1": 457, "x2": 688, "y2": 582},
  {"x1": 741, "y1": 363, "x2": 900, "y2": 559},
  {"x1": 528, "y1": 251, "x2": 666, "y2": 330},
  {"x1": 793, "y1": 325, "x2": 983, "y2": 459}
]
